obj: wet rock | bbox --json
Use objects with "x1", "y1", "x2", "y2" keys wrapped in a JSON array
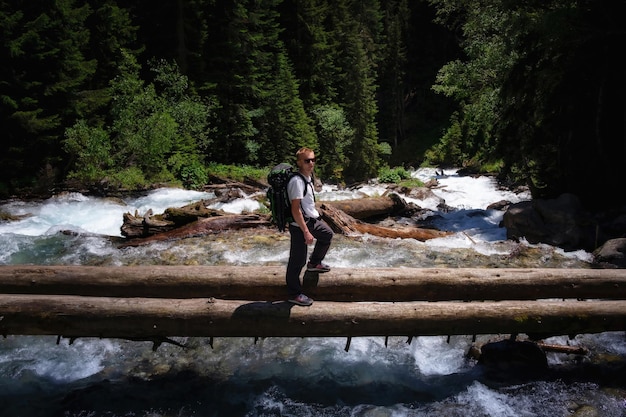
[
  {"x1": 0, "y1": 211, "x2": 32, "y2": 222},
  {"x1": 477, "y1": 339, "x2": 548, "y2": 376},
  {"x1": 592, "y1": 238, "x2": 626, "y2": 268},
  {"x1": 486, "y1": 199, "x2": 511, "y2": 211},
  {"x1": 502, "y1": 193, "x2": 597, "y2": 251},
  {"x1": 571, "y1": 404, "x2": 600, "y2": 417}
]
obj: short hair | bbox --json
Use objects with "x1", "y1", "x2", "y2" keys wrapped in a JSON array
[{"x1": 296, "y1": 147, "x2": 314, "y2": 160}]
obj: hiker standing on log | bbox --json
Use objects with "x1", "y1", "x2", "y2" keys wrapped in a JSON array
[{"x1": 286, "y1": 147, "x2": 334, "y2": 306}]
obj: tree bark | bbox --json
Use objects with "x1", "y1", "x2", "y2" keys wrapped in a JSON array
[
  {"x1": 121, "y1": 202, "x2": 238, "y2": 239},
  {"x1": 319, "y1": 203, "x2": 451, "y2": 240},
  {"x1": 0, "y1": 294, "x2": 623, "y2": 338},
  {"x1": 536, "y1": 342, "x2": 589, "y2": 355},
  {"x1": 1, "y1": 265, "x2": 625, "y2": 301},
  {"x1": 119, "y1": 214, "x2": 271, "y2": 247},
  {"x1": 2, "y1": 266, "x2": 625, "y2": 339},
  {"x1": 322, "y1": 194, "x2": 411, "y2": 219}
]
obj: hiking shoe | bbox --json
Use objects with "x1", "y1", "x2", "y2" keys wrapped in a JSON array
[
  {"x1": 306, "y1": 262, "x2": 331, "y2": 273},
  {"x1": 289, "y1": 293, "x2": 313, "y2": 306}
]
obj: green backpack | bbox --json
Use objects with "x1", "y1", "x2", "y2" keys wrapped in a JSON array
[{"x1": 266, "y1": 163, "x2": 308, "y2": 231}]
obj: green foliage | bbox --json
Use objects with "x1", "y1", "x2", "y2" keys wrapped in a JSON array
[
  {"x1": 179, "y1": 163, "x2": 207, "y2": 190},
  {"x1": 63, "y1": 52, "x2": 212, "y2": 190},
  {"x1": 258, "y1": 51, "x2": 318, "y2": 165},
  {"x1": 63, "y1": 120, "x2": 112, "y2": 183},
  {"x1": 206, "y1": 163, "x2": 268, "y2": 183},
  {"x1": 168, "y1": 153, "x2": 207, "y2": 190},
  {"x1": 281, "y1": 0, "x2": 339, "y2": 108},
  {"x1": 480, "y1": 159, "x2": 503, "y2": 174},
  {"x1": 199, "y1": 0, "x2": 317, "y2": 166},
  {"x1": 0, "y1": 1, "x2": 97, "y2": 189},
  {"x1": 377, "y1": 166, "x2": 411, "y2": 184},
  {"x1": 377, "y1": 142, "x2": 392, "y2": 157},
  {"x1": 108, "y1": 167, "x2": 146, "y2": 190},
  {"x1": 333, "y1": 1, "x2": 384, "y2": 182},
  {"x1": 245, "y1": 141, "x2": 262, "y2": 164},
  {"x1": 151, "y1": 58, "x2": 213, "y2": 153},
  {"x1": 3, "y1": 1, "x2": 455, "y2": 194},
  {"x1": 311, "y1": 104, "x2": 353, "y2": 182},
  {"x1": 429, "y1": 0, "x2": 514, "y2": 169},
  {"x1": 398, "y1": 177, "x2": 425, "y2": 188},
  {"x1": 377, "y1": 0, "x2": 410, "y2": 150},
  {"x1": 493, "y1": 1, "x2": 626, "y2": 207},
  {"x1": 19, "y1": 0, "x2": 621, "y2": 205},
  {"x1": 423, "y1": 112, "x2": 463, "y2": 165},
  {"x1": 427, "y1": 0, "x2": 626, "y2": 208}
]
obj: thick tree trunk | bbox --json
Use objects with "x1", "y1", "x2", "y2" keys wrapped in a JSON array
[
  {"x1": 322, "y1": 194, "x2": 411, "y2": 219},
  {"x1": 2, "y1": 266, "x2": 625, "y2": 339},
  {"x1": 0, "y1": 294, "x2": 623, "y2": 338},
  {"x1": 1, "y1": 265, "x2": 625, "y2": 301},
  {"x1": 319, "y1": 203, "x2": 450, "y2": 240},
  {"x1": 120, "y1": 214, "x2": 271, "y2": 247}
]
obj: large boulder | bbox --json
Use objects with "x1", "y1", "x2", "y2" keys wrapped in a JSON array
[
  {"x1": 477, "y1": 339, "x2": 548, "y2": 379},
  {"x1": 501, "y1": 193, "x2": 598, "y2": 251},
  {"x1": 592, "y1": 238, "x2": 626, "y2": 268}
]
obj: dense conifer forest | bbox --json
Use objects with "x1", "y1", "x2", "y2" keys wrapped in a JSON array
[{"x1": 1, "y1": 1, "x2": 624, "y2": 209}]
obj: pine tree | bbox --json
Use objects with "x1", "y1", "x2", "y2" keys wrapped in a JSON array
[
  {"x1": 279, "y1": 0, "x2": 339, "y2": 108},
  {"x1": 199, "y1": 0, "x2": 317, "y2": 166},
  {"x1": 331, "y1": 0, "x2": 383, "y2": 181},
  {"x1": 0, "y1": 1, "x2": 96, "y2": 191},
  {"x1": 377, "y1": 0, "x2": 409, "y2": 150}
]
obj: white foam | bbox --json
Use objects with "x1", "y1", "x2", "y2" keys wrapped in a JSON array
[
  {"x1": 462, "y1": 381, "x2": 520, "y2": 417},
  {"x1": 410, "y1": 336, "x2": 470, "y2": 376},
  {"x1": 0, "y1": 336, "x2": 121, "y2": 382},
  {"x1": 208, "y1": 197, "x2": 262, "y2": 213},
  {"x1": 0, "y1": 188, "x2": 215, "y2": 237}
]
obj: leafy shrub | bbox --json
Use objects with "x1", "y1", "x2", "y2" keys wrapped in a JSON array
[
  {"x1": 63, "y1": 53, "x2": 213, "y2": 191},
  {"x1": 312, "y1": 104, "x2": 354, "y2": 182},
  {"x1": 480, "y1": 159, "x2": 503, "y2": 173},
  {"x1": 206, "y1": 163, "x2": 267, "y2": 183},
  {"x1": 64, "y1": 121, "x2": 112, "y2": 183},
  {"x1": 398, "y1": 178, "x2": 425, "y2": 188},
  {"x1": 109, "y1": 167, "x2": 146, "y2": 190},
  {"x1": 179, "y1": 161, "x2": 208, "y2": 190},
  {"x1": 378, "y1": 166, "x2": 411, "y2": 183}
]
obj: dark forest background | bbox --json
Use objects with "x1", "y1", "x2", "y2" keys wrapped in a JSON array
[{"x1": 1, "y1": 0, "x2": 624, "y2": 209}]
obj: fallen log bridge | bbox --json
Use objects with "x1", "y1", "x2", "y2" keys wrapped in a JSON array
[{"x1": 0, "y1": 266, "x2": 625, "y2": 340}]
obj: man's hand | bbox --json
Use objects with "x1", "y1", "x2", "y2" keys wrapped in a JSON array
[{"x1": 304, "y1": 230, "x2": 314, "y2": 245}]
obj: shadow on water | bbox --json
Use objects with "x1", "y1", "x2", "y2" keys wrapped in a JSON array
[
  {"x1": 0, "y1": 366, "x2": 481, "y2": 417},
  {"x1": 1, "y1": 337, "x2": 625, "y2": 417},
  {"x1": 3, "y1": 351, "x2": 624, "y2": 417}
]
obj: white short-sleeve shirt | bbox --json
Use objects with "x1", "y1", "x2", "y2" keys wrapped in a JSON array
[{"x1": 287, "y1": 173, "x2": 319, "y2": 221}]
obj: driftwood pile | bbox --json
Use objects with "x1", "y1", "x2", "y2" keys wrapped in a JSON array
[{"x1": 120, "y1": 180, "x2": 452, "y2": 246}]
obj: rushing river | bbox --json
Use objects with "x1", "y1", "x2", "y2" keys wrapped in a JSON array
[{"x1": 0, "y1": 168, "x2": 624, "y2": 417}]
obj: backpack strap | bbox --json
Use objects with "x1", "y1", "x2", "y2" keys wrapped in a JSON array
[
  {"x1": 291, "y1": 172, "x2": 318, "y2": 222},
  {"x1": 292, "y1": 172, "x2": 313, "y2": 199}
]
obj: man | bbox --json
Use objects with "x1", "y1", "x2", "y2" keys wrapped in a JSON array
[{"x1": 286, "y1": 147, "x2": 334, "y2": 306}]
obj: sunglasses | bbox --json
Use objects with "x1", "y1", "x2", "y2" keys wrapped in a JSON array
[{"x1": 303, "y1": 158, "x2": 316, "y2": 163}]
